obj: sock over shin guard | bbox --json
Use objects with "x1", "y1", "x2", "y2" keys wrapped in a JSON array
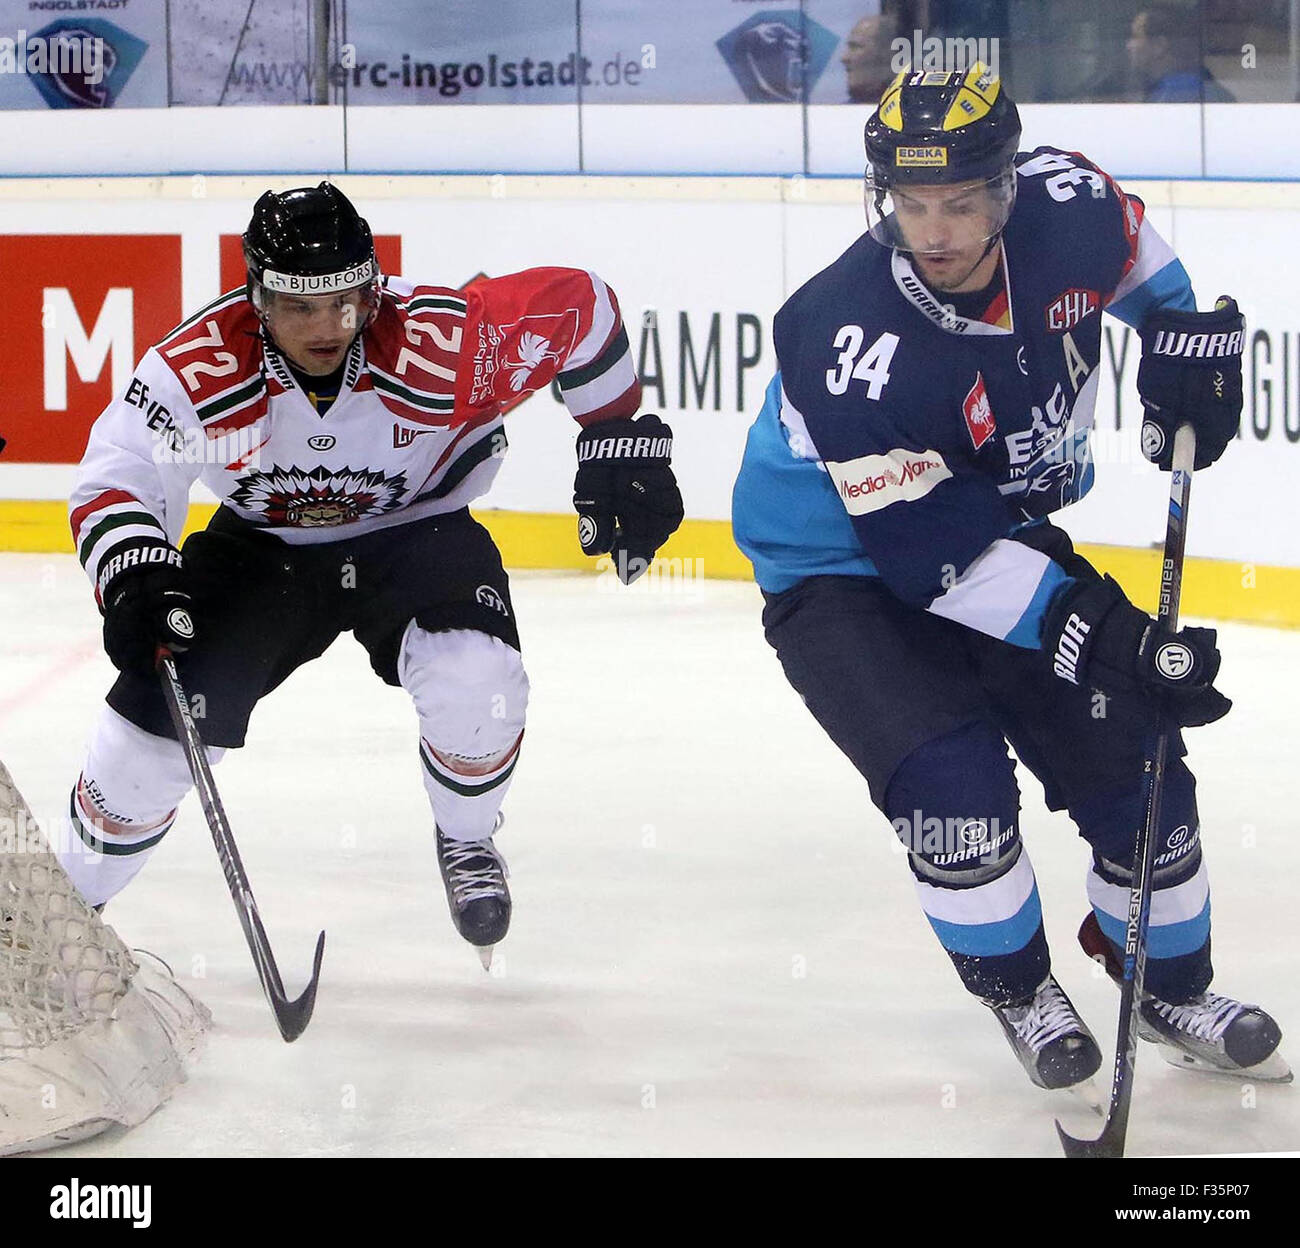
[
  {"x1": 398, "y1": 624, "x2": 530, "y2": 843},
  {"x1": 885, "y1": 721, "x2": 1048, "y2": 1003},
  {"x1": 58, "y1": 706, "x2": 214, "y2": 908},
  {"x1": 1075, "y1": 759, "x2": 1212, "y2": 1004}
]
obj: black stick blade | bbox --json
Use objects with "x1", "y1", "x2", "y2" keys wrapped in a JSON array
[
  {"x1": 1057, "y1": 1117, "x2": 1124, "y2": 1158},
  {"x1": 269, "y1": 930, "x2": 326, "y2": 1043}
]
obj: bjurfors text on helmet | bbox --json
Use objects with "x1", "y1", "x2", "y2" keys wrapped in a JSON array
[{"x1": 260, "y1": 259, "x2": 379, "y2": 296}]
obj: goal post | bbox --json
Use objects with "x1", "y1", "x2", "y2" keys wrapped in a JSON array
[{"x1": 0, "y1": 760, "x2": 209, "y2": 1155}]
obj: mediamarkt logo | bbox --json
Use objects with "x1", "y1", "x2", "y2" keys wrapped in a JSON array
[{"x1": 829, "y1": 447, "x2": 951, "y2": 516}]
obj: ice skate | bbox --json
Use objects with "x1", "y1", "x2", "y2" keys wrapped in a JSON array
[
  {"x1": 986, "y1": 974, "x2": 1103, "y2": 1092},
  {"x1": 1137, "y1": 993, "x2": 1291, "y2": 1082},
  {"x1": 1078, "y1": 913, "x2": 1291, "y2": 1082},
  {"x1": 436, "y1": 824, "x2": 511, "y2": 968}
]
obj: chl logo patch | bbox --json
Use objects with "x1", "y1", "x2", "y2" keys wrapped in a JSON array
[
  {"x1": 1045, "y1": 288, "x2": 1099, "y2": 333},
  {"x1": 963, "y1": 372, "x2": 996, "y2": 450}
]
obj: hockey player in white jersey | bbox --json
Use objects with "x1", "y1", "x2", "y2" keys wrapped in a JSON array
[{"x1": 65, "y1": 183, "x2": 683, "y2": 960}]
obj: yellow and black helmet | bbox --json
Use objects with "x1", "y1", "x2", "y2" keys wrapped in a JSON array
[{"x1": 864, "y1": 64, "x2": 1021, "y2": 187}]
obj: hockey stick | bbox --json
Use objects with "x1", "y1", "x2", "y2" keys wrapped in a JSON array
[
  {"x1": 1056, "y1": 422, "x2": 1197, "y2": 1158},
  {"x1": 157, "y1": 650, "x2": 325, "y2": 1042}
]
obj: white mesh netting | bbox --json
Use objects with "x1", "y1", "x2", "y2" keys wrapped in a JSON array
[{"x1": 0, "y1": 760, "x2": 209, "y2": 1155}]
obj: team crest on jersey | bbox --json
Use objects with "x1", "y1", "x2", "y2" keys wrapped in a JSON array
[
  {"x1": 469, "y1": 311, "x2": 579, "y2": 407},
  {"x1": 962, "y1": 373, "x2": 996, "y2": 450},
  {"x1": 1045, "y1": 289, "x2": 1099, "y2": 333},
  {"x1": 229, "y1": 465, "x2": 406, "y2": 527}
]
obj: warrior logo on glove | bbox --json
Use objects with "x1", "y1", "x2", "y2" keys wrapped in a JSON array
[
  {"x1": 1155, "y1": 641, "x2": 1194, "y2": 680},
  {"x1": 1137, "y1": 296, "x2": 1244, "y2": 472},
  {"x1": 573, "y1": 412, "x2": 685, "y2": 585},
  {"x1": 166, "y1": 607, "x2": 196, "y2": 641}
]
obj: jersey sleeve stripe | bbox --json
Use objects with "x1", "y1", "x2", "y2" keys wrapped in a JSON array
[
  {"x1": 70, "y1": 488, "x2": 139, "y2": 540},
  {"x1": 157, "y1": 288, "x2": 245, "y2": 350},
  {"x1": 368, "y1": 368, "x2": 457, "y2": 415},
  {"x1": 196, "y1": 375, "x2": 267, "y2": 424},
  {"x1": 924, "y1": 538, "x2": 1071, "y2": 648},
  {"x1": 410, "y1": 425, "x2": 502, "y2": 503},
  {"x1": 559, "y1": 329, "x2": 640, "y2": 424},
  {"x1": 405, "y1": 294, "x2": 467, "y2": 316},
  {"x1": 776, "y1": 379, "x2": 823, "y2": 462},
  {"x1": 559, "y1": 272, "x2": 619, "y2": 375},
  {"x1": 1106, "y1": 255, "x2": 1197, "y2": 328},
  {"x1": 571, "y1": 388, "x2": 642, "y2": 427},
  {"x1": 78, "y1": 511, "x2": 168, "y2": 569},
  {"x1": 558, "y1": 324, "x2": 628, "y2": 391}
]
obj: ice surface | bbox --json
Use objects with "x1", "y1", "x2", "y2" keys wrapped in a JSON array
[{"x1": 0, "y1": 552, "x2": 1295, "y2": 1157}]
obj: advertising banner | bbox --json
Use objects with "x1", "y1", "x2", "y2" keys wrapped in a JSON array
[
  {"x1": 0, "y1": 175, "x2": 1294, "y2": 572},
  {"x1": 0, "y1": 0, "x2": 166, "y2": 109}
]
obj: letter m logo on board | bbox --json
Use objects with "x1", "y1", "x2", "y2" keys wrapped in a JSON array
[{"x1": 0, "y1": 235, "x2": 181, "y2": 462}]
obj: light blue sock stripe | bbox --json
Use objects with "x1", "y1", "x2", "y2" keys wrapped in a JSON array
[
  {"x1": 1093, "y1": 896, "x2": 1211, "y2": 959},
  {"x1": 925, "y1": 885, "x2": 1043, "y2": 957}
]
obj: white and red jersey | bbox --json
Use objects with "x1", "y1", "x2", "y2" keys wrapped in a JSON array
[{"x1": 70, "y1": 268, "x2": 639, "y2": 603}]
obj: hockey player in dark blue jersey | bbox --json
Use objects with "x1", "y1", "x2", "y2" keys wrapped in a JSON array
[{"x1": 733, "y1": 66, "x2": 1289, "y2": 1092}]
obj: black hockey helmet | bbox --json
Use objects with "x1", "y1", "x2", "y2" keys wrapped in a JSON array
[
  {"x1": 242, "y1": 182, "x2": 380, "y2": 310},
  {"x1": 862, "y1": 64, "x2": 1021, "y2": 251}
]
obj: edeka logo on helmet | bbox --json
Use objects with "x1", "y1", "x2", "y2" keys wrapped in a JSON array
[
  {"x1": 863, "y1": 64, "x2": 1021, "y2": 295},
  {"x1": 242, "y1": 182, "x2": 383, "y2": 377}
]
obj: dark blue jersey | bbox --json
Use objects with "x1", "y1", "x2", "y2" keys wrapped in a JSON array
[{"x1": 732, "y1": 146, "x2": 1196, "y2": 646}]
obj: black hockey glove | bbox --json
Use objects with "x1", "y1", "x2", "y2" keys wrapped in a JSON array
[
  {"x1": 573, "y1": 413, "x2": 685, "y2": 585},
  {"x1": 101, "y1": 550, "x2": 197, "y2": 678},
  {"x1": 1137, "y1": 296, "x2": 1243, "y2": 471},
  {"x1": 1042, "y1": 575, "x2": 1231, "y2": 728}
]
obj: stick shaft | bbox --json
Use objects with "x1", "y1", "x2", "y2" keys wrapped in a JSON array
[
  {"x1": 1060, "y1": 423, "x2": 1196, "y2": 1157},
  {"x1": 157, "y1": 652, "x2": 323, "y2": 1041}
]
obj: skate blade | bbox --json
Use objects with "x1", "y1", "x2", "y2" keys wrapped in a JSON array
[
  {"x1": 1063, "y1": 1075, "x2": 1106, "y2": 1117},
  {"x1": 1149, "y1": 1041, "x2": 1293, "y2": 1084},
  {"x1": 477, "y1": 944, "x2": 496, "y2": 972}
]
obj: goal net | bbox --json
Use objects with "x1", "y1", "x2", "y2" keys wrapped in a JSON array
[{"x1": 0, "y1": 760, "x2": 209, "y2": 1155}]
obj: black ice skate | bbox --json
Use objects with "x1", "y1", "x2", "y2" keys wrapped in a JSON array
[
  {"x1": 986, "y1": 974, "x2": 1103, "y2": 1091},
  {"x1": 1078, "y1": 912, "x2": 1292, "y2": 1082},
  {"x1": 1137, "y1": 991, "x2": 1291, "y2": 1082},
  {"x1": 436, "y1": 825, "x2": 511, "y2": 970}
]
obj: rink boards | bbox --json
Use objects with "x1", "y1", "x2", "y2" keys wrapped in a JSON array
[{"x1": 0, "y1": 173, "x2": 1295, "y2": 626}]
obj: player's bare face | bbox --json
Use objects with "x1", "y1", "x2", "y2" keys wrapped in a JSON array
[
  {"x1": 264, "y1": 289, "x2": 368, "y2": 375},
  {"x1": 893, "y1": 183, "x2": 1002, "y2": 293}
]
